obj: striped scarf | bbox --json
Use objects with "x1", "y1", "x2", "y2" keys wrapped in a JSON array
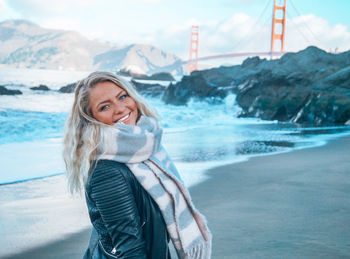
[{"x1": 97, "y1": 116, "x2": 212, "y2": 259}]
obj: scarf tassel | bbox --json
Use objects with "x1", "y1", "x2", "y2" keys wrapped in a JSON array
[{"x1": 185, "y1": 240, "x2": 212, "y2": 259}]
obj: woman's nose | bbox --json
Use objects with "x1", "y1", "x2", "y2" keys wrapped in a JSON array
[{"x1": 113, "y1": 102, "x2": 125, "y2": 114}]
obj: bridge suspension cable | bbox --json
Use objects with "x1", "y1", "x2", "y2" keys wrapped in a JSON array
[
  {"x1": 288, "y1": 0, "x2": 325, "y2": 49},
  {"x1": 285, "y1": 10, "x2": 313, "y2": 46},
  {"x1": 230, "y1": 0, "x2": 271, "y2": 52}
]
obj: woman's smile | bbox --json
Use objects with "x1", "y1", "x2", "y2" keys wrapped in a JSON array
[{"x1": 116, "y1": 113, "x2": 130, "y2": 124}]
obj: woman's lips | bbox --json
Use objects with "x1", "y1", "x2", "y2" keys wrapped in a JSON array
[{"x1": 117, "y1": 113, "x2": 130, "y2": 123}]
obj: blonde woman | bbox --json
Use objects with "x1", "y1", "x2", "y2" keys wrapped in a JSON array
[{"x1": 63, "y1": 71, "x2": 211, "y2": 259}]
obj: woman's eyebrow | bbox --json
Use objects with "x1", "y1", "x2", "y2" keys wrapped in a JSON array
[
  {"x1": 116, "y1": 90, "x2": 126, "y2": 97},
  {"x1": 96, "y1": 90, "x2": 125, "y2": 108},
  {"x1": 96, "y1": 99, "x2": 110, "y2": 109}
]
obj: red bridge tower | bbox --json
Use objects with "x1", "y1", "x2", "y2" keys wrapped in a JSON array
[
  {"x1": 271, "y1": 0, "x2": 286, "y2": 57},
  {"x1": 189, "y1": 25, "x2": 199, "y2": 74}
]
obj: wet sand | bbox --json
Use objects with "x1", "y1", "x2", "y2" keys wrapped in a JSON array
[{"x1": 3, "y1": 136, "x2": 350, "y2": 258}]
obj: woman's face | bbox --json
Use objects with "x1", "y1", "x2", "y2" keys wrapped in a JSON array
[{"x1": 89, "y1": 81, "x2": 138, "y2": 126}]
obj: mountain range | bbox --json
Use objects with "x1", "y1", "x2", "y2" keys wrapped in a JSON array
[{"x1": 0, "y1": 19, "x2": 183, "y2": 75}]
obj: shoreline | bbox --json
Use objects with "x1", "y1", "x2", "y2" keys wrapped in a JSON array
[
  {"x1": 2, "y1": 129, "x2": 350, "y2": 187},
  {"x1": 2, "y1": 134, "x2": 350, "y2": 258}
]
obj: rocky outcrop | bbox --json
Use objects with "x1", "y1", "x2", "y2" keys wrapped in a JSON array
[
  {"x1": 162, "y1": 46, "x2": 350, "y2": 126},
  {"x1": 117, "y1": 70, "x2": 175, "y2": 81},
  {"x1": 58, "y1": 82, "x2": 77, "y2": 93},
  {"x1": 131, "y1": 80, "x2": 166, "y2": 97},
  {"x1": 30, "y1": 84, "x2": 50, "y2": 91},
  {"x1": 162, "y1": 73, "x2": 234, "y2": 105},
  {"x1": 0, "y1": 85, "x2": 22, "y2": 95},
  {"x1": 146, "y1": 72, "x2": 175, "y2": 81}
]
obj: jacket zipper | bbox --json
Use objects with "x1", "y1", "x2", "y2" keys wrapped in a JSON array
[{"x1": 98, "y1": 240, "x2": 119, "y2": 258}]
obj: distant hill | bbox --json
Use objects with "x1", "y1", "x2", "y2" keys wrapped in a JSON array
[
  {"x1": 94, "y1": 44, "x2": 183, "y2": 76},
  {"x1": 0, "y1": 19, "x2": 183, "y2": 75}
]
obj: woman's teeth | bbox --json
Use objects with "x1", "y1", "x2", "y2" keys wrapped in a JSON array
[{"x1": 119, "y1": 114, "x2": 130, "y2": 122}]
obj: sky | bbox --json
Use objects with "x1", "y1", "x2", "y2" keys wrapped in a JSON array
[{"x1": 1, "y1": 0, "x2": 350, "y2": 64}]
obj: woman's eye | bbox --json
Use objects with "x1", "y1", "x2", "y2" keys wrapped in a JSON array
[
  {"x1": 100, "y1": 105, "x2": 109, "y2": 111},
  {"x1": 119, "y1": 94, "x2": 127, "y2": 100}
]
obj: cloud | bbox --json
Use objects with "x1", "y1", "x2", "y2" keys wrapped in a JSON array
[
  {"x1": 6, "y1": 0, "x2": 111, "y2": 16},
  {"x1": 220, "y1": 0, "x2": 262, "y2": 7},
  {"x1": 128, "y1": 0, "x2": 162, "y2": 3},
  {"x1": 6, "y1": 0, "x2": 162, "y2": 18},
  {"x1": 286, "y1": 14, "x2": 350, "y2": 52},
  {"x1": 0, "y1": 0, "x2": 21, "y2": 19}
]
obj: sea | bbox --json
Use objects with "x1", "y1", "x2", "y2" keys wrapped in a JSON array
[{"x1": 0, "y1": 67, "x2": 350, "y2": 256}]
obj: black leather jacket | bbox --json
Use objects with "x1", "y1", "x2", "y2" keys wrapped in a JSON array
[{"x1": 84, "y1": 159, "x2": 171, "y2": 259}]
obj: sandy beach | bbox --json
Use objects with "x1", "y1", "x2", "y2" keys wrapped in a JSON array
[{"x1": 2, "y1": 135, "x2": 350, "y2": 259}]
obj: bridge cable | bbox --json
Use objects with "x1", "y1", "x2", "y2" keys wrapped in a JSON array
[
  {"x1": 285, "y1": 10, "x2": 314, "y2": 47},
  {"x1": 230, "y1": 0, "x2": 271, "y2": 52},
  {"x1": 244, "y1": 13, "x2": 271, "y2": 52},
  {"x1": 288, "y1": 0, "x2": 325, "y2": 48}
]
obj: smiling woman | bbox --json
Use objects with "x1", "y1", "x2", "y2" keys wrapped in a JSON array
[{"x1": 62, "y1": 71, "x2": 212, "y2": 259}]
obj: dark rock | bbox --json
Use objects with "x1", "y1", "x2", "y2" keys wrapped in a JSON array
[
  {"x1": 118, "y1": 69, "x2": 175, "y2": 81},
  {"x1": 117, "y1": 69, "x2": 146, "y2": 79},
  {"x1": 147, "y1": 72, "x2": 175, "y2": 81},
  {"x1": 162, "y1": 73, "x2": 231, "y2": 105},
  {"x1": 241, "y1": 56, "x2": 264, "y2": 68},
  {"x1": 30, "y1": 84, "x2": 50, "y2": 91},
  {"x1": 131, "y1": 80, "x2": 166, "y2": 97},
  {"x1": 161, "y1": 46, "x2": 350, "y2": 125},
  {"x1": 235, "y1": 81, "x2": 313, "y2": 122},
  {"x1": 0, "y1": 85, "x2": 22, "y2": 95},
  {"x1": 290, "y1": 92, "x2": 350, "y2": 125},
  {"x1": 233, "y1": 47, "x2": 350, "y2": 125},
  {"x1": 58, "y1": 82, "x2": 77, "y2": 93},
  {"x1": 320, "y1": 66, "x2": 350, "y2": 90}
]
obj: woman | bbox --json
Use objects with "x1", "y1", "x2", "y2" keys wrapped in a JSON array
[{"x1": 63, "y1": 71, "x2": 211, "y2": 259}]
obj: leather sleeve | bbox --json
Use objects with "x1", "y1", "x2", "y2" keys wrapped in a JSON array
[{"x1": 90, "y1": 161, "x2": 147, "y2": 258}]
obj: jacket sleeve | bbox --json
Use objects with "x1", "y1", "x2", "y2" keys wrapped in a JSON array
[{"x1": 90, "y1": 161, "x2": 147, "y2": 258}]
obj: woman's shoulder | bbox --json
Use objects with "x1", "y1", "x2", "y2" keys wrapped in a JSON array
[
  {"x1": 86, "y1": 159, "x2": 130, "y2": 187},
  {"x1": 94, "y1": 159, "x2": 126, "y2": 170}
]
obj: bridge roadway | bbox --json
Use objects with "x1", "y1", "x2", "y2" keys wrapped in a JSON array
[{"x1": 183, "y1": 51, "x2": 286, "y2": 64}]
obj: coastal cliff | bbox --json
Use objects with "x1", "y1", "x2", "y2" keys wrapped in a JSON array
[{"x1": 162, "y1": 46, "x2": 350, "y2": 126}]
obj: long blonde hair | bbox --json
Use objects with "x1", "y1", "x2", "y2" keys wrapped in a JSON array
[{"x1": 63, "y1": 71, "x2": 158, "y2": 195}]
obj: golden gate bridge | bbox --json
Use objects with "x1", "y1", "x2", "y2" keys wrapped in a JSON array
[{"x1": 185, "y1": 0, "x2": 287, "y2": 74}]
